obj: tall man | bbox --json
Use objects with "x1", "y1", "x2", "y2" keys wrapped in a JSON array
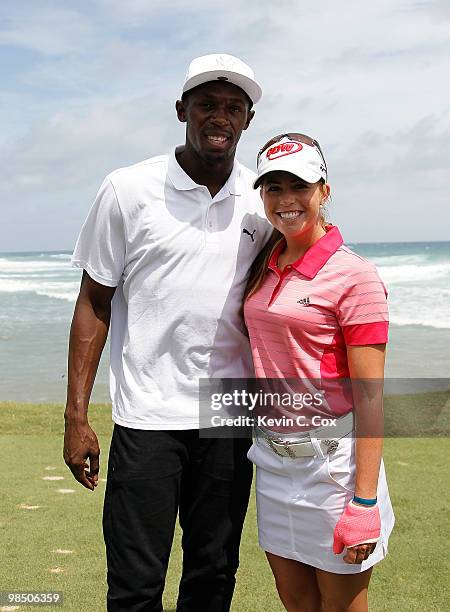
[{"x1": 63, "y1": 54, "x2": 270, "y2": 612}]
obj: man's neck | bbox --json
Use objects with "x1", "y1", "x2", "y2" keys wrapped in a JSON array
[{"x1": 175, "y1": 146, "x2": 235, "y2": 198}]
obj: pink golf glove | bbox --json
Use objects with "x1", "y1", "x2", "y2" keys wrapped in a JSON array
[{"x1": 333, "y1": 501, "x2": 381, "y2": 554}]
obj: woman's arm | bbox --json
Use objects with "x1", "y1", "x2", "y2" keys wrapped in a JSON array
[
  {"x1": 347, "y1": 344, "x2": 386, "y2": 501},
  {"x1": 333, "y1": 344, "x2": 386, "y2": 564}
]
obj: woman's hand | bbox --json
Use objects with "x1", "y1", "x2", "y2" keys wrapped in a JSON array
[
  {"x1": 344, "y1": 542, "x2": 377, "y2": 564},
  {"x1": 333, "y1": 501, "x2": 380, "y2": 564}
]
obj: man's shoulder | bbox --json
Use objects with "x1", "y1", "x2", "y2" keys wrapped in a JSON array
[
  {"x1": 107, "y1": 154, "x2": 170, "y2": 185},
  {"x1": 236, "y1": 160, "x2": 257, "y2": 186},
  {"x1": 235, "y1": 160, "x2": 261, "y2": 203},
  {"x1": 234, "y1": 160, "x2": 272, "y2": 241}
]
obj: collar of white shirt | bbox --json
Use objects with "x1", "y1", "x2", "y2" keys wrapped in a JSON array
[{"x1": 168, "y1": 146, "x2": 242, "y2": 198}]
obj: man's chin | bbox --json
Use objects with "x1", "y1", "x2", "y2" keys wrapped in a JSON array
[{"x1": 202, "y1": 148, "x2": 234, "y2": 164}]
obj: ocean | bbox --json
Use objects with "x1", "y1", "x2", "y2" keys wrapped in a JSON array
[{"x1": 0, "y1": 242, "x2": 449, "y2": 402}]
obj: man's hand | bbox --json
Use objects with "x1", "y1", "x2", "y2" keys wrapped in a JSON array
[
  {"x1": 63, "y1": 271, "x2": 115, "y2": 491},
  {"x1": 63, "y1": 419, "x2": 100, "y2": 490}
]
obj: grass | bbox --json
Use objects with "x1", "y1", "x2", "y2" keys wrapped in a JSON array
[{"x1": 0, "y1": 398, "x2": 449, "y2": 611}]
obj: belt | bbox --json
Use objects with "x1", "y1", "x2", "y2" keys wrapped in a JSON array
[{"x1": 254, "y1": 411, "x2": 354, "y2": 458}]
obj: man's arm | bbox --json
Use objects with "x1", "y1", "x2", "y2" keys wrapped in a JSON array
[{"x1": 63, "y1": 270, "x2": 116, "y2": 490}]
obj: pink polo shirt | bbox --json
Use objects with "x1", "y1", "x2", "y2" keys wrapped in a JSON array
[{"x1": 244, "y1": 226, "x2": 388, "y2": 417}]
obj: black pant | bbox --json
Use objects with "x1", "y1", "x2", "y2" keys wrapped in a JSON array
[{"x1": 103, "y1": 425, "x2": 253, "y2": 612}]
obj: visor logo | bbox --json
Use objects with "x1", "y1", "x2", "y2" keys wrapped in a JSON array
[
  {"x1": 266, "y1": 142, "x2": 303, "y2": 160},
  {"x1": 297, "y1": 297, "x2": 310, "y2": 306}
]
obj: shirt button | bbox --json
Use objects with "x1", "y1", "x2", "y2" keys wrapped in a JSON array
[{"x1": 209, "y1": 222, "x2": 213, "y2": 228}]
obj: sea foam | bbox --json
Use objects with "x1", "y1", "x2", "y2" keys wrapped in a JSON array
[{"x1": 378, "y1": 262, "x2": 450, "y2": 284}]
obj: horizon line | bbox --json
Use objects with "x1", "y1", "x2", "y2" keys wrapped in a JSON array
[{"x1": 1, "y1": 238, "x2": 450, "y2": 256}]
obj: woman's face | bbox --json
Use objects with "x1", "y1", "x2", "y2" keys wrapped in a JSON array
[{"x1": 261, "y1": 171, "x2": 329, "y2": 239}]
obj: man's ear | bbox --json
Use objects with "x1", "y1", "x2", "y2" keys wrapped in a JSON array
[
  {"x1": 243, "y1": 109, "x2": 255, "y2": 131},
  {"x1": 175, "y1": 99, "x2": 186, "y2": 123}
]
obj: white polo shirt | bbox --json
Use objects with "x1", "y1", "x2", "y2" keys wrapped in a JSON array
[{"x1": 72, "y1": 148, "x2": 271, "y2": 429}]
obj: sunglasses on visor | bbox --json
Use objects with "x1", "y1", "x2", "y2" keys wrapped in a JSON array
[{"x1": 257, "y1": 132, "x2": 328, "y2": 179}]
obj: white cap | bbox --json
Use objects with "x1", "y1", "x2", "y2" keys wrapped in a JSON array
[
  {"x1": 253, "y1": 137, "x2": 327, "y2": 188},
  {"x1": 182, "y1": 53, "x2": 262, "y2": 104}
]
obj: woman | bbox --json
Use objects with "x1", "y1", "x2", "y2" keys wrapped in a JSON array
[{"x1": 243, "y1": 133, "x2": 395, "y2": 612}]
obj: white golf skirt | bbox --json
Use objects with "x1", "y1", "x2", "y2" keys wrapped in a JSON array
[{"x1": 247, "y1": 435, "x2": 395, "y2": 574}]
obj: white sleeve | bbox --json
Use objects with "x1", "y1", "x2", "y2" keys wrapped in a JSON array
[{"x1": 71, "y1": 177, "x2": 126, "y2": 287}]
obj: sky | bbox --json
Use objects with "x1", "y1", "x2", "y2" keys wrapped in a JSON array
[{"x1": 0, "y1": 0, "x2": 449, "y2": 251}]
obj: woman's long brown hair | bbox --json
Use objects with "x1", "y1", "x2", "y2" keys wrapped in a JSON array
[{"x1": 243, "y1": 228, "x2": 284, "y2": 304}]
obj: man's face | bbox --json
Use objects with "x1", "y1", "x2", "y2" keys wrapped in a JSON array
[{"x1": 176, "y1": 81, "x2": 255, "y2": 164}]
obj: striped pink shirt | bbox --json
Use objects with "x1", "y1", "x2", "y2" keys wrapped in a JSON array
[{"x1": 244, "y1": 226, "x2": 388, "y2": 416}]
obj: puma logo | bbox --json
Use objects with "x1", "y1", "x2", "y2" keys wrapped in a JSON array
[{"x1": 243, "y1": 228, "x2": 256, "y2": 242}]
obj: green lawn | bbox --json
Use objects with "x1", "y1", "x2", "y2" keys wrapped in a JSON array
[{"x1": 0, "y1": 400, "x2": 449, "y2": 612}]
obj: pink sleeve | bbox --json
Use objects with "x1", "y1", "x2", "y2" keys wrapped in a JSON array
[
  {"x1": 342, "y1": 321, "x2": 388, "y2": 345},
  {"x1": 337, "y1": 265, "x2": 388, "y2": 327}
]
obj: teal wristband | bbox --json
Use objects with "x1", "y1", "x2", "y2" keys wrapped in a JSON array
[{"x1": 353, "y1": 495, "x2": 377, "y2": 507}]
